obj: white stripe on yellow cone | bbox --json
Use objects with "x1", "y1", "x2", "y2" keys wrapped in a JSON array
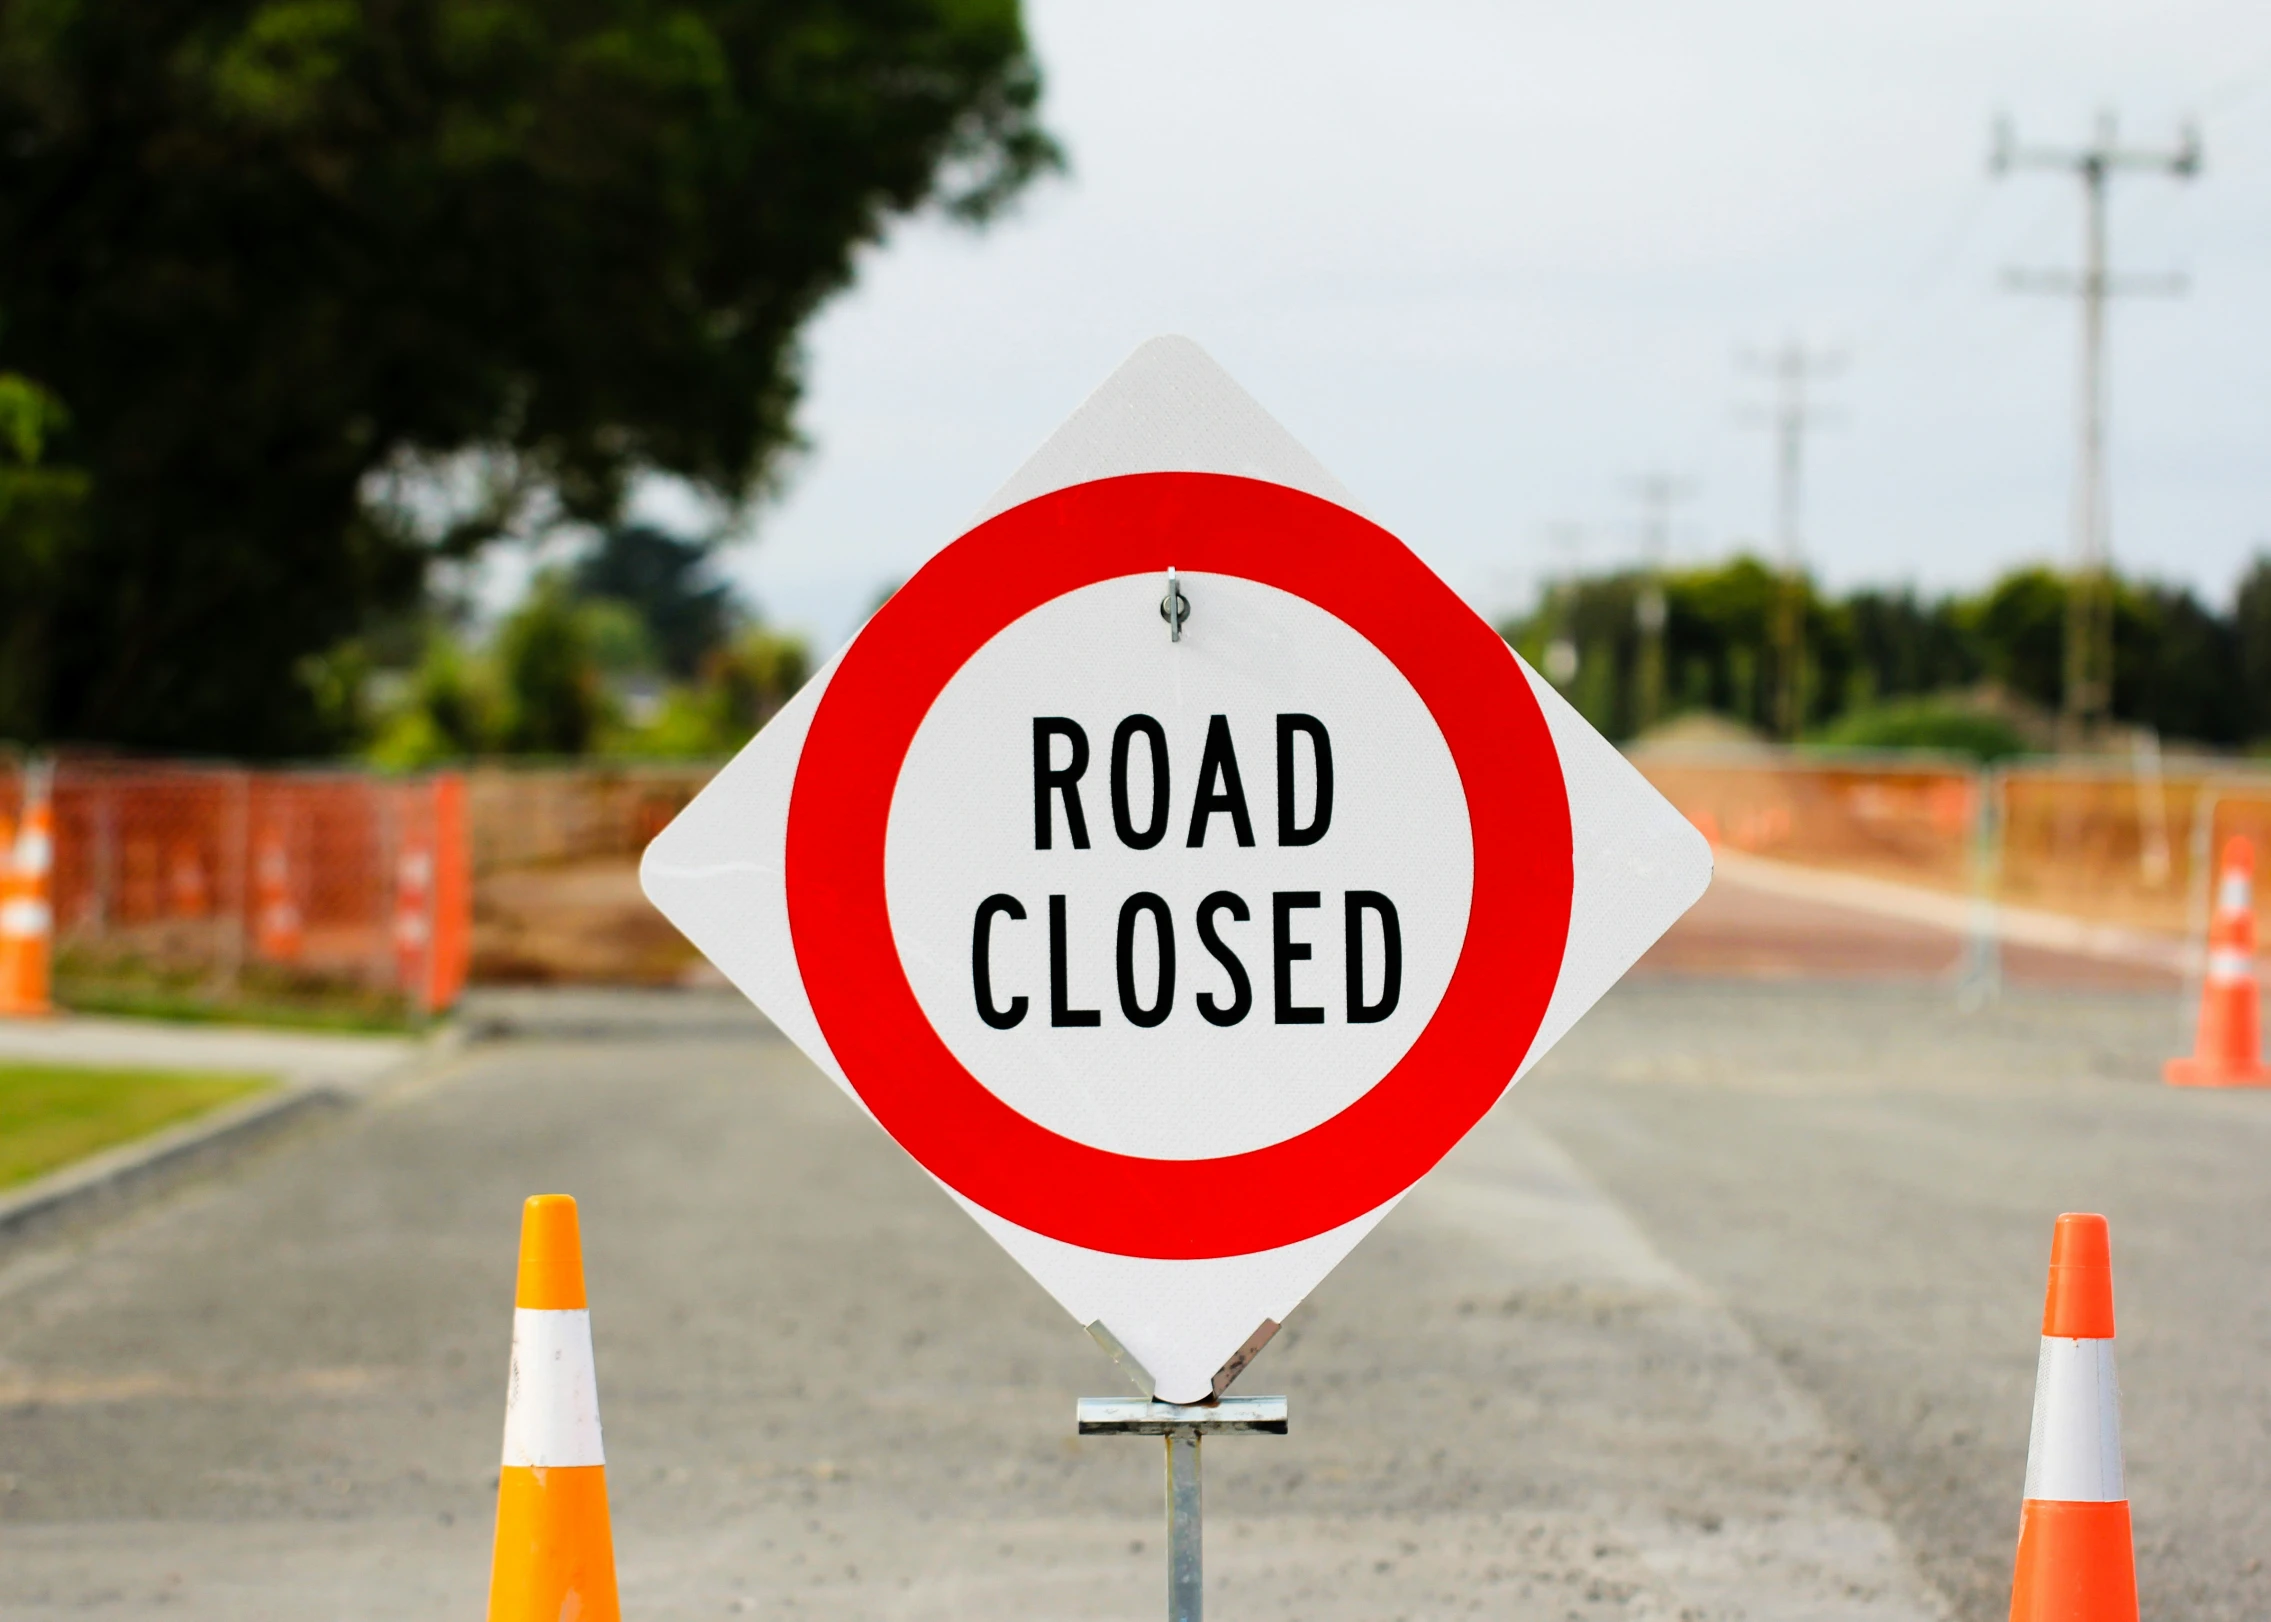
[
  {"x1": 2022, "y1": 1336, "x2": 2124, "y2": 1502},
  {"x1": 501, "y1": 1307, "x2": 606, "y2": 1468}
]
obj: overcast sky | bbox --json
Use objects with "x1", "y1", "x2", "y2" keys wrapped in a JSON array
[{"x1": 655, "y1": 0, "x2": 2271, "y2": 649}]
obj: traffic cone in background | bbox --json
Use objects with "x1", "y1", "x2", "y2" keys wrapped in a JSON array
[
  {"x1": 2166, "y1": 836, "x2": 2271, "y2": 1086},
  {"x1": 489, "y1": 1195, "x2": 620, "y2": 1622},
  {"x1": 394, "y1": 839, "x2": 433, "y2": 1012},
  {"x1": 0, "y1": 777, "x2": 54, "y2": 1017},
  {"x1": 252, "y1": 828, "x2": 303, "y2": 962},
  {"x1": 2009, "y1": 1213, "x2": 2136, "y2": 1622}
]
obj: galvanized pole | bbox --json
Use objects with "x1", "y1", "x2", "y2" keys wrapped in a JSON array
[
  {"x1": 1077, "y1": 1394, "x2": 1287, "y2": 1622},
  {"x1": 1166, "y1": 1428, "x2": 1202, "y2": 1622}
]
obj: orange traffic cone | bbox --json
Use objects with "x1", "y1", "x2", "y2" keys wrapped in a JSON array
[
  {"x1": 252, "y1": 827, "x2": 303, "y2": 962},
  {"x1": 488, "y1": 1195, "x2": 621, "y2": 1622},
  {"x1": 0, "y1": 773, "x2": 54, "y2": 1018},
  {"x1": 394, "y1": 839, "x2": 433, "y2": 1011},
  {"x1": 2009, "y1": 1213, "x2": 2135, "y2": 1622},
  {"x1": 2166, "y1": 836, "x2": 2270, "y2": 1086}
]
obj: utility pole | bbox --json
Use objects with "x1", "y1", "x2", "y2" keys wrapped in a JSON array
[
  {"x1": 1621, "y1": 475, "x2": 1693, "y2": 736},
  {"x1": 1538, "y1": 522, "x2": 1588, "y2": 688},
  {"x1": 1993, "y1": 111, "x2": 2200, "y2": 745},
  {"x1": 1738, "y1": 341, "x2": 1842, "y2": 740}
]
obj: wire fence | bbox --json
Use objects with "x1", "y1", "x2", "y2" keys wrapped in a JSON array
[
  {"x1": 1634, "y1": 747, "x2": 2271, "y2": 1009},
  {"x1": 0, "y1": 759, "x2": 470, "y2": 1023},
  {"x1": 14, "y1": 744, "x2": 2271, "y2": 1014}
]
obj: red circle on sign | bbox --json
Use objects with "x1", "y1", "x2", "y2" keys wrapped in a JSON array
[{"x1": 787, "y1": 473, "x2": 1572, "y2": 1259}]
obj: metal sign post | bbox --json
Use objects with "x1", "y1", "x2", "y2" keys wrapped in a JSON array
[{"x1": 1078, "y1": 1396, "x2": 1288, "y2": 1622}]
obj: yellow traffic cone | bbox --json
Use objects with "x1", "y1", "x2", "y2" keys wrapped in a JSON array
[{"x1": 488, "y1": 1195, "x2": 621, "y2": 1621}]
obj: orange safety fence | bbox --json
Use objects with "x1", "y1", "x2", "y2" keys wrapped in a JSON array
[
  {"x1": 1635, "y1": 748, "x2": 2271, "y2": 945},
  {"x1": 1634, "y1": 752, "x2": 1980, "y2": 893},
  {"x1": 0, "y1": 758, "x2": 470, "y2": 1019},
  {"x1": 465, "y1": 764, "x2": 714, "y2": 875},
  {"x1": 22, "y1": 746, "x2": 2271, "y2": 1004},
  {"x1": 460, "y1": 765, "x2": 715, "y2": 985}
]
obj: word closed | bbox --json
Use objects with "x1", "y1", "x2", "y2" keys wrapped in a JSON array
[{"x1": 969, "y1": 712, "x2": 1404, "y2": 1032}]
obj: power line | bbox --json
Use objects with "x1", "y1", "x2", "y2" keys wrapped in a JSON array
[
  {"x1": 1619, "y1": 474, "x2": 1695, "y2": 734},
  {"x1": 1737, "y1": 341, "x2": 1844, "y2": 739},
  {"x1": 1992, "y1": 110, "x2": 2201, "y2": 742}
]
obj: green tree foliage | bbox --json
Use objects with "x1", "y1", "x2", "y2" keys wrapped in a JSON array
[
  {"x1": 1509, "y1": 556, "x2": 2269, "y2": 750},
  {"x1": 0, "y1": 374, "x2": 86, "y2": 738},
  {"x1": 1811, "y1": 698, "x2": 2027, "y2": 762},
  {"x1": 574, "y1": 523, "x2": 735, "y2": 679},
  {"x1": 0, "y1": 0, "x2": 1056, "y2": 754},
  {"x1": 497, "y1": 573, "x2": 606, "y2": 756},
  {"x1": 1965, "y1": 567, "x2": 2068, "y2": 708},
  {"x1": 1843, "y1": 589, "x2": 1979, "y2": 704},
  {"x1": 2236, "y1": 559, "x2": 2271, "y2": 734},
  {"x1": 618, "y1": 625, "x2": 809, "y2": 759},
  {"x1": 1516, "y1": 557, "x2": 1850, "y2": 739}
]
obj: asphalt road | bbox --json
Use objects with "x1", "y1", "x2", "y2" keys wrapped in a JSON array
[
  {"x1": 1521, "y1": 977, "x2": 2271, "y2": 1622},
  {"x1": 0, "y1": 946, "x2": 2260, "y2": 1619}
]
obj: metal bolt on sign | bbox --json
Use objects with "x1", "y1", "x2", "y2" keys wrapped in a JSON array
[{"x1": 1160, "y1": 566, "x2": 1191, "y2": 641}]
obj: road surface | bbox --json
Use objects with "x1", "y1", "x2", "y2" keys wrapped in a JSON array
[{"x1": 0, "y1": 885, "x2": 2258, "y2": 1619}]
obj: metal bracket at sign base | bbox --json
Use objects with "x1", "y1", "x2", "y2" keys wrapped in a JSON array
[
  {"x1": 1084, "y1": 1319, "x2": 1157, "y2": 1398},
  {"x1": 1209, "y1": 1318, "x2": 1279, "y2": 1400},
  {"x1": 1077, "y1": 1395, "x2": 1288, "y2": 1435},
  {"x1": 1079, "y1": 1396, "x2": 1287, "y2": 1620}
]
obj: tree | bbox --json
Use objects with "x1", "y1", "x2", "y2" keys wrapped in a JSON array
[
  {"x1": 574, "y1": 523, "x2": 736, "y2": 679},
  {"x1": 2234, "y1": 557, "x2": 2271, "y2": 742},
  {"x1": 0, "y1": 0, "x2": 1057, "y2": 754},
  {"x1": 498, "y1": 572, "x2": 605, "y2": 756},
  {"x1": 1844, "y1": 588, "x2": 1979, "y2": 706},
  {"x1": 1504, "y1": 556, "x2": 1845, "y2": 741},
  {"x1": 1965, "y1": 568, "x2": 2067, "y2": 711},
  {"x1": 0, "y1": 375, "x2": 85, "y2": 739},
  {"x1": 2121, "y1": 582, "x2": 2243, "y2": 745}
]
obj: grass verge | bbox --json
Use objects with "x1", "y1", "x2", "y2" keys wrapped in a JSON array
[
  {"x1": 53, "y1": 980, "x2": 420, "y2": 1035},
  {"x1": 0, "y1": 1064, "x2": 274, "y2": 1190}
]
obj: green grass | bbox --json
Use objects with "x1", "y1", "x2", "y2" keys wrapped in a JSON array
[
  {"x1": 53, "y1": 980, "x2": 421, "y2": 1035},
  {"x1": 51, "y1": 946, "x2": 424, "y2": 1035},
  {"x1": 0, "y1": 1064, "x2": 274, "y2": 1190}
]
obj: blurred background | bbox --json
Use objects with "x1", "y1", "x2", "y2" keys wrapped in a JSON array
[
  {"x1": 2, "y1": 0, "x2": 2269, "y2": 1013},
  {"x1": 8, "y1": 11, "x2": 2271, "y2": 1620}
]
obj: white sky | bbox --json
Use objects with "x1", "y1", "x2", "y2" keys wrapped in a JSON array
[{"x1": 644, "y1": 0, "x2": 2271, "y2": 650}]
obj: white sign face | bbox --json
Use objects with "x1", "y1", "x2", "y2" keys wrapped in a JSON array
[
  {"x1": 886, "y1": 572, "x2": 1471, "y2": 1160},
  {"x1": 642, "y1": 337, "x2": 1711, "y2": 1402}
]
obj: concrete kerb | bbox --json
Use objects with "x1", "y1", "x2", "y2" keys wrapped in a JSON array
[{"x1": 0, "y1": 1017, "x2": 464, "y2": 1255}]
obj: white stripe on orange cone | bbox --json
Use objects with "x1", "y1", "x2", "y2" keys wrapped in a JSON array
[
  {"x1": 2009, "y1": 1212, "x2": 2136, "y2": 1622},
  {"x1": 253, "y1": 830, "x2": 303, "y2": 961},
  {"x1": 502, "y1": 1306, "x2": 605, "y2": 1468},
  {"x1": 489, "y1": 1195, "x2": 620, "y2": 1622},
  {"x1": 2166, "y1": 836, "x2": 2270, "y2": 1086}
]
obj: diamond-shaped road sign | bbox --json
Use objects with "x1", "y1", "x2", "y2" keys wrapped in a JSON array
[{"x1": 641, "y1": 337, "x2": 1711, "y2": 1403}]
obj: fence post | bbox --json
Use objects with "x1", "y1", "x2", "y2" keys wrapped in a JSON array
[
  {"x1": 1958, "y1": 763, "x2": 2003, "y2": 1010},
  {"x1": 430, "y1": 773, "x2": 471, "y2": 1014},
  {"x1": 217, "y1": 769, "x2": 250, "y2": 999},
  {"x1": 2178, "y1": 782, "x2": 2226, "y2": 1054}
]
